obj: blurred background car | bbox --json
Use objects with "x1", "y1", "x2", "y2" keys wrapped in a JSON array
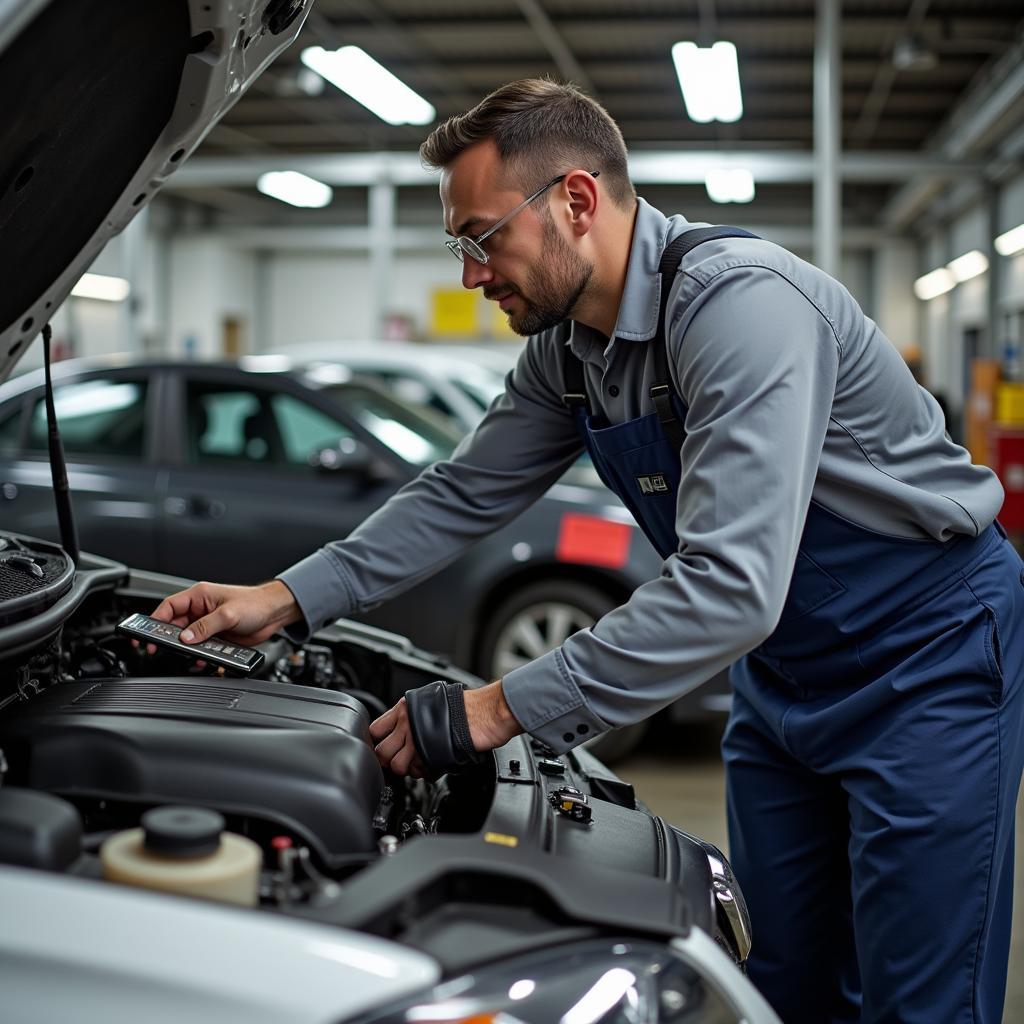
[
  {"x1": 283, "y1": 339, "x2": 519, "y2": 432},
  {"x1": 0, "y1": 353, "x2": 730, "y2": 761}
]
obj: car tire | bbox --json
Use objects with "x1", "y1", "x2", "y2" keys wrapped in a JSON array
[{"x1": 475, "y1": 580, "x2": 648, "y2": 765}]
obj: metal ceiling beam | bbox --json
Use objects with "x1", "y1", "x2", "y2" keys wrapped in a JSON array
[
  {"x1": 895, "y1": 120, "x2": 1024, "y2": 236},
  {"x1": 165, "y1": 150, "x2": 985, "y2": 191},
  {"x1": 315, "y1": 16, "x2": 1019, "y2": 55},
  {"x1": 221, "y1": 91, "x2": 962, "y2": 121},
  {"x1": 882, "y1": 31, "x2": 1024, "y2": 230},
  {"x1": 849, "y1": 0, "x2": 933, "y2": 147},
  {"x1": 513, "y1": 0, "x2": 596, "y2": 95},
  {"x1": 180, "y1": 223, "x2": 889, "y2": 252}
]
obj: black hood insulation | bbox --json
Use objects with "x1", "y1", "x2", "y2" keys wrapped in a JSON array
[{"x1": 0, "y1": 0, "x2": 192, "y2": 334}]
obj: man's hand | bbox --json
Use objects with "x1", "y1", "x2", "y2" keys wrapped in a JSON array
[
  {"x1": 370, "y1": 680, "x2": 522, "y2": 777},
  {"x1": 367, "y1": 696, "x2": 426, "y2": 778},
  {"x1": 150, "y1": 579, "x2": 302, "y2": 649}
]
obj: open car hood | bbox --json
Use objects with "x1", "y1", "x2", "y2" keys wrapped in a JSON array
[{"x1": 0, "y1": 0, "x2": 309, "y2": 383}]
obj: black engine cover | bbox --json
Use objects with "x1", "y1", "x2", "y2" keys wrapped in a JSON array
[{"x1": 0, "y1": 678, "x2": 383, "y2": 867}]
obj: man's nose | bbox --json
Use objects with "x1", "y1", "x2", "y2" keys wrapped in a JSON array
[{"x1": 461, "y1": 257, "x2": 493, "y2": 290}]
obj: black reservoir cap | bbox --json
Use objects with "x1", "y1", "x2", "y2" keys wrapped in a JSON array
[
  {"x1": 142, "y1": 806, "x2": 224, "y2": 858},
  {"x1": 0, "y1": 787, "x2": 82, "y2": 870}
]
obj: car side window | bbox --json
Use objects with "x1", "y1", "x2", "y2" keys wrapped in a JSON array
[
  {"x1": 0, "y1": 404, "x2": 23, "y2": 454},
  {"x1": 26, "y1": 379, "x2": 148, "y2": 458},
  {"x1": 187, "y1": 383, "x2": 353, "y2": 468},
  {"x1": 188, "y1": 386, "x2": 271, "y2": 465},
  {"x1": 368, "y1": 369, "x2": 452, "y2": 418},
  {"x1": 270, "y1": 392, "x2": 354, "y2": 466}
]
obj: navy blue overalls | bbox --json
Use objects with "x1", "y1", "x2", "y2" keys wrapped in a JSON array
[{"x1": 563, "y1": 228, "x2": 1024, "y2": 1023}]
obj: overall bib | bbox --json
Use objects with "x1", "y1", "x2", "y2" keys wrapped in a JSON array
[{"x1": 563, "y1": 228, "x2": 1024, "y2": 1023}]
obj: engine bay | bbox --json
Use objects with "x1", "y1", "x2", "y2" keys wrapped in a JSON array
[
  {"x1": 0, "y1": 538, "x2": 496, "y2": 910},
  {"x1": 0, "y1": 534, "x2": 748, "y2": 974}
]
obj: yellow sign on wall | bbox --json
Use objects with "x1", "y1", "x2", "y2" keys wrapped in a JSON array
[{"x1": 430, "y1": 288, "x2": 478, "y2": 337}]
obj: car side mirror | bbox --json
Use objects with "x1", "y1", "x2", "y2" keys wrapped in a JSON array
[{"x1": 311, "y1": 439, "x2": 395, "y2": 482}]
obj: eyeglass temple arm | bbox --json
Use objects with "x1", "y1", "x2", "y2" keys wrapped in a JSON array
[{"x1": 477, "y1": 170, "x2": 601, "y2": 244}]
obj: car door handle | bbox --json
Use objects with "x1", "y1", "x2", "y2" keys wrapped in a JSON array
[{"x1": 165, "y1": 496, "x2": 226, "y2": 520}]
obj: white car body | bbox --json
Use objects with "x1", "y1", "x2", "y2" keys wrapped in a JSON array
[{"x1": 282, "y1": 340, "x2": 522, "y2": 431}]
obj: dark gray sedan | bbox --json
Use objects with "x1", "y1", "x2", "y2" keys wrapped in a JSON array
[{"x1": 0, "y1": 355, "x2": 729, "y2": 758}]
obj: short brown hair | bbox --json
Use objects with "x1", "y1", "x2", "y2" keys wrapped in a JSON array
[{"x1": 420, "y1": 78, "x2": 635, "y2": 210}]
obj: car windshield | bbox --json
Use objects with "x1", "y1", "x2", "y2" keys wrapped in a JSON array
[{"x1": 323, "y1": 382, "x2": 460, "y2": 466}]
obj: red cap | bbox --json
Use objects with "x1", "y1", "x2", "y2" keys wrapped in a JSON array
[{"x1": 271, "y1": 835, "x2": 293, "y2": 851}]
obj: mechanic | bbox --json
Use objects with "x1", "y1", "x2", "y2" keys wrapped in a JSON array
[{"x1": 154, "y1": 79, "x2": 1024, "y2": 1024}]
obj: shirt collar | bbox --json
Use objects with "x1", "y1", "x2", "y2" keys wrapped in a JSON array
[{"x1": 566, "y1": 198, "x2": 690, "y2": 358}]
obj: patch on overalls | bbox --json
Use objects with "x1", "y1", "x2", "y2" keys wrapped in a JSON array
[{"x1": 636, "y1": 473, "x2": 670, "y2": 495}]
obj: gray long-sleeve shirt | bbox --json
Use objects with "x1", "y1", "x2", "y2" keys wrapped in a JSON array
[{"x1": 279, "y1": 198, "x2": 1004, "y2": 753}]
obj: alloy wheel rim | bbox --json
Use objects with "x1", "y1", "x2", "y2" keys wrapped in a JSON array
[{"x1": 490, "y1": 601, "x2": 596, "y2": 678}]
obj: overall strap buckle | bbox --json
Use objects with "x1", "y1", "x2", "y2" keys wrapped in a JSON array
[{"x1": 650, "y1": 383, "x2": 685, "y2": 451}]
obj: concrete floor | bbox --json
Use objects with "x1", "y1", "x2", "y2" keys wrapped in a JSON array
[{"x1": 619, "y1": 721, "x2": 1024, "y2": 1023}]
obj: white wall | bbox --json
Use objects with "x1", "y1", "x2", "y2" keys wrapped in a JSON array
[
  {"x1": 264, "y1": 253, "x2": 373, "y2": 347},
  {"x1": 839, "y1": 251, "x2": 872, "y2": 316},
  {"x1": 167, "y1": 237, "x2": 256, "y2": 357},
  {"x1": 263, "y1": 250, "x2": 503, "y2": 349},
  {"x1": 872, "y1": 239, "x2": 918, "y2": 355},
  {"x1": 16, "y1": 214, "x2": 154, "y2": 374}
]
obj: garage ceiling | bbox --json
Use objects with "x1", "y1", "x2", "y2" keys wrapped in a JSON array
[{"x1": 174, "y1": 0, "x2": 1024, "y2": 240}]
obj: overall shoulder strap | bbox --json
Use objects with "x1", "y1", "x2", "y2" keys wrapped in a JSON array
[
  {"x1": 649, "y1": 226, "x2": 759, "y2": 450},
  {"x1": 561, "y1": 339, "x2": 589, "y2": 413}
]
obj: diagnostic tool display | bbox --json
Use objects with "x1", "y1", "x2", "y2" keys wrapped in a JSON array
[{"x1": 117, "y1": 613, "x2": 265, "y2": 675}]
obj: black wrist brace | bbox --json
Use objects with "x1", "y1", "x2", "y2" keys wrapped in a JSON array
[{"x1": 404, "y1": 680, "x2": 486, "y2": 776}]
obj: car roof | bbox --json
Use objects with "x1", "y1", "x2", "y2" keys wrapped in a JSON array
[
  {"x1": 0, "y1": 352, "x2": 374, "y2": 401},
  {"x1": 282, "y1": 340, "x2": 520, "y2": 374}
]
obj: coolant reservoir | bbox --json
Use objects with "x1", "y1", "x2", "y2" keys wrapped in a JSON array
[{"x1": 101, "y1": 806, "x2": 261, "y2": 906}]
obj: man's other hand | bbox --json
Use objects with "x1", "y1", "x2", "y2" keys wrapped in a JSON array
[{"x1": 370, "y1": 680, "x2": 523, "y2": 777}]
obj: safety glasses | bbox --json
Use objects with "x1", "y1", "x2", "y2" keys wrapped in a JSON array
[{"x1": 445, "y1": 171, "x2": 599, "y2": 265}]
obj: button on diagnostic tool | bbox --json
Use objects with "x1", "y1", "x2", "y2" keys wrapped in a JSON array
[{"x1": 117, "y1": 613, "x2": 265, "y2": 675}]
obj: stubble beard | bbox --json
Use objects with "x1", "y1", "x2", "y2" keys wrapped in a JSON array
[{"x1": 505, "y1": 219, "x2": 594, "y2": 337}]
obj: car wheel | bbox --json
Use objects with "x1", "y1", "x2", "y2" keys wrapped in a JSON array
[{"x1": 475, "y1": 580, "x2": 648, "y2": 765}]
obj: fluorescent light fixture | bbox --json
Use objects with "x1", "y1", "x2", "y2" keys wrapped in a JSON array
[
  {"x1": 71, "y1": 273, "x2": 130, "y2": 302},
  {"x1": 995, "y1": 223, "x2": 1024, "y2": 256},
  {"x1": 947, "y1": 249, "x2": 988, "y2": 283},
  {"x1": 705, "y1": 168, "x2": 755, "y2": 203},
  {"x1": 913, "y1": 267, "x2": 955, "y2": 301},
  {"x1": 671, "y1": 41, "x2": 743, "y2": 123},
  {"x1": 257, "y1": 170, "x2": 333, "y2": 208},
  {"x1": 301, "y1": 45, "x2": 435, "y2": 126}
]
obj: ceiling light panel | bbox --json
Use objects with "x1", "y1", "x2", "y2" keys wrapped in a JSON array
[
  {"x1": 672, "y1": 42, "x2": 744, "y2": 124},
  {"x1": 301, "y1": 46, "x2": 435, "y2": 126},
  {"x1": 257, "y1": 171, "x2": 333, "y2": 208}
]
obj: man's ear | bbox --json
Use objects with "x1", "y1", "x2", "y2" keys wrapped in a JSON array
[{"x1": 562, "y1": 168, "x2": 599, "y2": 237}]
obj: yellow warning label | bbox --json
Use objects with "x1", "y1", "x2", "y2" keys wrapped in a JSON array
[{"x1": 484, "y1": 832, "x2": 519, "y2": 848}]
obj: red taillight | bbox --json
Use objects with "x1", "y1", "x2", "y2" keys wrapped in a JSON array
[{"x1": 556, "y1": 514, "x2": 632, "y2": 569}]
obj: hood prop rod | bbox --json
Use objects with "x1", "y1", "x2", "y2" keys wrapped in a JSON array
[{"x1": 41, "y1": 324, "x2": 79, "y2": 565}]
